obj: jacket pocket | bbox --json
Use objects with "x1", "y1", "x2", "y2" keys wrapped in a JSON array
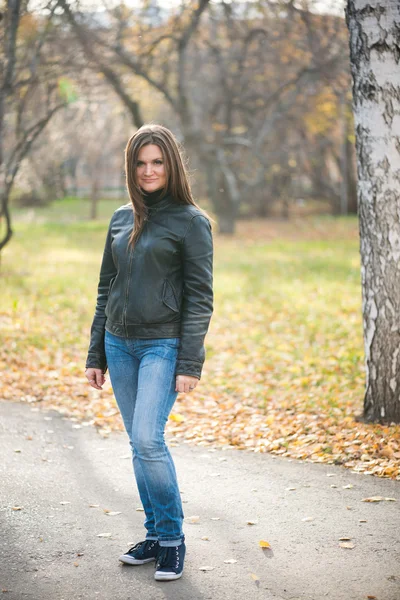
[{"x1": 162, "y1": 278, "x2": 180, "y2": 313}]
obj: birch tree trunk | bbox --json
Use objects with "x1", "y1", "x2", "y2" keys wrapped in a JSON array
[{"x1": 345, "y1": 0, "x2": 400, "y2": 424}]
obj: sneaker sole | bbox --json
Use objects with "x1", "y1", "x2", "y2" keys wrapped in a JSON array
[
  {"x1": 119, "y1": 555, "x2": 156, "y2": 565},
  {"x1": 154, "y1": 571, "x2": 183, "y2": 581}
]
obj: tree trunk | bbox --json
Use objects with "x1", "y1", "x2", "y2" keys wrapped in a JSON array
[
  {"x1": 346, "y1": 0, "x2": 400, "y2": 424},
  {"x1": 346, "y1": 135, "x2": 358, "y2": 214},
  {"x1": 203, "y1": 153, "x2": 237, "y2": 234},
  {"x1": 90, "y1": 179, "x2": 99, "y2": 220}
]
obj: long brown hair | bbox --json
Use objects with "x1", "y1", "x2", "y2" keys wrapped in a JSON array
[{"x1": 125, "y1": 123, "x2": 215, "y2": 249}]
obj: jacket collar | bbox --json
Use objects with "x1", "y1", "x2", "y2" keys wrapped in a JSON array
[{"x1": 146, "y1": 192, "x2": 175, "y2": 215}]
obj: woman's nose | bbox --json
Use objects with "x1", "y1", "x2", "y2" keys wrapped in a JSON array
[{"x1": 144, "y1": 163, "x2": 153, "y2": 175}]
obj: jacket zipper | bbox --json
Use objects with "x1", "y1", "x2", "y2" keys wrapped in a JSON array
[{"x1": 122, "y1": 217, "x2": 148, "y2": 336}]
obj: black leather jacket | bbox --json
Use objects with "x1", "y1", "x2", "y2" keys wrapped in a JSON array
[{"x1": 85, "y1": 193, "x2": 214, "y2": 380}]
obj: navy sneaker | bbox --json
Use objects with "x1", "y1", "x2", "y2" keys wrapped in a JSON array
[
  {"x1": 154, "y1": 538, "x2": 186, "y2": 581},
  {"x1": 119, "y1": 539, "x2": 160, "y2": 565}
]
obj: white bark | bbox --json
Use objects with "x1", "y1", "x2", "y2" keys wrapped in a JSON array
[{"x1": 346, "y1": 0, "x2": 400, "y2": 423}]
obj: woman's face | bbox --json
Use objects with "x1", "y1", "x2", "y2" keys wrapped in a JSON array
[{"x1": 136, "y1": 144, "x2": 166, "y2": 192}]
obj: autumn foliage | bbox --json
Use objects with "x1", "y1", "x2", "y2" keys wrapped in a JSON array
[{"x1": 1, "y1": 214, "x2": 399, "y2": 480}]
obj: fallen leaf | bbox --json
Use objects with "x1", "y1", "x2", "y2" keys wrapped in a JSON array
[
  {"x1": 224, "y1": 558, "x2": 238, "y2": 564},
  {"x1": 339, "y1": 541, "x2": 355, "y2": 549},
  {"x1": 12, "y1": 506, "x2": 23, "y2": 511},
  {"x1": 199, "y1": 565, "x2": 215, "y2": 571},
  {"x1": 97, "y1": 533, "x2": 112, "y2": 538},
  {"x1": 201, "y1": 536, "x2": 210, "y2": 541},
  {"x1": 89, "y1": 504, "x2": 99, "y2": 508},
  {"x1": 339, "y1": 537, "x2": 351, "y2": 541},
  {"x1": 73, "y1": 562, "x2": 79, "y2": 567},
  {"x1": 247, "y1": 520, "x2": 258, "y2": 525},
  {"x1": 210, "y1": 517, "x2": 220, "y2": 521},
  {"x1": 169, "y1": 413, "x2": 185, "y2": 423},
  {"x1": 342, "y1": 484, "x2": 353, "y2": 489},
  {"x1": 302, "y1": 517, "x2": 313, "y2": 522},
  {"x1": 104, "y1": 511, "x2": 121, "y2": 516},
  {"x1": 60, "y1": 501, "x2": 71, "y2": 505},
  {"x1": 14, "y1": 449, "x2": 22, "y2": 453},
  {"x1": 250, "y1": 573, "x2": 260, "y2": 587},
  {"x1": 361, "y1": 496, "x2": 395, "y2": 502},
  {"x1": 362, "y1": 496, "x2": 383, "y2": 502},
  {"x1": 359, "y1": 519, "x2": 367, "y2": 523},
  {"x1": 186, "y1": 515, "x2": 200, "y2": 523},
  {"x1": 259, "y1": 540, "x2": 271, "y2": 548},
  {"x1": 135, "y1": 507, "x2": 144, "y2": 511}
]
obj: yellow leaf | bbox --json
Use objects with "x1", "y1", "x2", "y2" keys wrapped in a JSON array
[
  {"x1": 169, "y1": 413, "x2": 185, "y2": 422},
  {"x1": 259, "y1": 540, "x2": 271, "y2": 548}
]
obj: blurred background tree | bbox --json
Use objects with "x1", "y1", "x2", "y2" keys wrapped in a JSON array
[{"x1": 3, "y1": 0, "x2": 354, "y2": 240}]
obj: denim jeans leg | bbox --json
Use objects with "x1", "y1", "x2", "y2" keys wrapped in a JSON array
[
  {"x1": 104, "y1": 331, "x2": 158, "y2": 539},
  {"x1": 132, "y1": 338, "x2": 185, "y2": 547}
]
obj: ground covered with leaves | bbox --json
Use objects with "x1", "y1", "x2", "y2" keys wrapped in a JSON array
[{"x1": 1, "y1": 210, "x2": 399, "y2": 481}]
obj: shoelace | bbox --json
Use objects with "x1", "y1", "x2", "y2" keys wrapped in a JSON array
[
  {"x1": 128, "y1": 540, "x2": 157, "y2": 554},
  {"x1": 156, "y1": 545, "x2": 180, "y2": 570}
]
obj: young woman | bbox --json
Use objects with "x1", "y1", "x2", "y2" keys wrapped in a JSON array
[{"x1": 85, "y1": 123, "x2": 214, "y2": 581}]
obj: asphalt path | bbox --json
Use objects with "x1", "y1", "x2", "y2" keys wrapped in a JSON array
[{"x1": 1, "y1": 400, "x2": 399, "y2": 600}]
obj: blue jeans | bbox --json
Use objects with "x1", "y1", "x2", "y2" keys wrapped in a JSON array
[{"x1": 104, "y1": 330, "x2": 185, "y2": 547}]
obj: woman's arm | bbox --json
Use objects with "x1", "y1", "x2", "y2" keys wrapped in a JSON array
[
  {"x1": 85, "y1": 214, "x2": 117, "y2": 373},
  {"x1": 176, "y1": 214, "x2": 214, "y2": 381}
]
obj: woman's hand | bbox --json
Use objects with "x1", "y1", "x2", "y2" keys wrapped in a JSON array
[
  {"x1": 175, "y1": 374, "x2": 199, "y2": 393},
  {"x1": 85, "y1": 368, "x2": 106, "y2": 390}
]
